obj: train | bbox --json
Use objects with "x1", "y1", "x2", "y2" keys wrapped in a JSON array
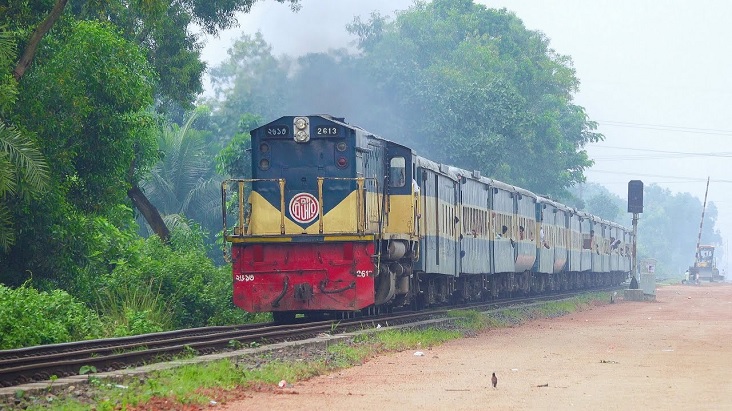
[{"x1": 222, "y1": 115, "x2": 633, "y2": 322}]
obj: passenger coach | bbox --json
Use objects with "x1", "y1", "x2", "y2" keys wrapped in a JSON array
[{"x1": 222, "y1": 115, "x2": 631, "y2": 321}]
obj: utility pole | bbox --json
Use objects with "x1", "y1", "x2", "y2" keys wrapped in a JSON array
[{"x1": 694, "y1": 177, "x2": 710, "y2": 262}]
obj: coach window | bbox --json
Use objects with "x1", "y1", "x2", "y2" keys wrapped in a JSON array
[{"x1": 389, "y1": 157, "x2": 406, "y2": 187}]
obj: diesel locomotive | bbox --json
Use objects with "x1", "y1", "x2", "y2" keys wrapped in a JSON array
[{"x1": 221, "y1": 115, "x2": 632, "y2": 322}]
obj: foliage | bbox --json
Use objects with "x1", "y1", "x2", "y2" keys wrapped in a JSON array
[
  {"x1": 0, "y1": 283, "x2": 104, "y2": 349},
  {"x1": 139, "y1": 109, "x2": 222, "y2": 242},
  {"x1": 637, "y1": 184, "x2": 722, "y2": 276},
  {"x1": 216, "y1": 113, "x2": 263, "y2": 178},
  {"x1": 446, "y1": 309, "x2": 490, "y2": 330},
  {"x1": 585, "y1": 192, "x2": 622, "y2": 222},
  {"x1": 344, "y1": 0, "x2": 602, "y2": 197},
  {"x1": 17, "y1": 20, "x2": 157, "y2": 211},
  {"x1": 206, "y1": 32, "x2": 291, "y2": 141},
  {"x1": 0, "y1": 29, "x2": 50, "y2": 252},
  {"x1": 3, "y1": 0, "x2": 301, "y2": 118},
  {"x1": 207, "y1": 1, "x2": 601, "y2": 199},
  {"x1": 94, "y1": 277, "x2": 172, "y2": 336},
  {"x1": 94, "y1": 225, "x2": 247, "y2": 330},
  {"x1": 568, "y1": 182, "x2": 626, "y2": 224},
  {"x1": 1, "y1": 20, "x2": 159, "y2": 286},
  {"x1": 365, "y1": 328, "x2": 462, "y2": 351}
]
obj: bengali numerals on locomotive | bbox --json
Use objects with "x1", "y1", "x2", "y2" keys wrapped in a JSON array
[
  {"x1": 265, "y1": 125, "x2": 289, "y2": 137},
  {"x1": 235, "y1": 274, "x2": 255, "y2": 282}
]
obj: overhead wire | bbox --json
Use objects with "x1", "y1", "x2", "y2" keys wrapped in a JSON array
[{"x1": 597, "y1": 120, "x2": 732, "y2": 136}]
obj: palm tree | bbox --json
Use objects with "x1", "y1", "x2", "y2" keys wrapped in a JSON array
[
  {"x1": 0, "y1": 30, "x2": 50, "y2": 252},
  {"x1": 139, "y1": 110, "x2": 222, "y2": 238}
]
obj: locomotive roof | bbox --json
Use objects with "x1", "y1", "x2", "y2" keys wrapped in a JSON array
[{"x1": 252, "y1": 114, "x2": 414, "y2": 153}]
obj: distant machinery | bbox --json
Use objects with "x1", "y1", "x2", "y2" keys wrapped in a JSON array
[{"x1": 686, "y1": 178, "x2": 723, "y2": 283}]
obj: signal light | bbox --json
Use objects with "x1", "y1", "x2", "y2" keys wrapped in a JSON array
[
  {"x1": 337, "y1": 157, "x2": 347, "y2": 168},
  {"x1": 628, "y1": 180, "x2": 643, "y2": 213}
]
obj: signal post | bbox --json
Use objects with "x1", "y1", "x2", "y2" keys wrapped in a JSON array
[{"x1": 626, "y1": 180, "x2": 645, "y2": 300}]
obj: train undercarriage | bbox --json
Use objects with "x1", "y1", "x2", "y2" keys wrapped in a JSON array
[{"x1": 274, "y1": 269, "x2": 626, "y2": 323}]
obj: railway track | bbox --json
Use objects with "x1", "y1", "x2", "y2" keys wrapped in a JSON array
[
  {"x1": 0, "y1": 312, "x2": 433, "y2": 388},
  {"x1": 0, "y1": 287, "x2": 617, "y2": 388}
]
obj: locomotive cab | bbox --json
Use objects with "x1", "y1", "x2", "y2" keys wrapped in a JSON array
[{"x1": 222, "y1": 115, "x2": 419, "y2": 321}]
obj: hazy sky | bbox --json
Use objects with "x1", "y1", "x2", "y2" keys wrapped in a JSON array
[{"x1": 199, "y1": 0, "x2": 731, "y2": 272}]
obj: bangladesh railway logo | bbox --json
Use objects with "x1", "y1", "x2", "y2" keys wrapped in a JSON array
[{"x1": 289, "y1": 192, "x2": 319, "y2": 224}]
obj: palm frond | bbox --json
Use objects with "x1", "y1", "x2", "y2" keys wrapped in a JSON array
[
  {"x1": 162, "y1": 213, "x2": 191, "y2": 232},
  {"x1": 0, "y1": 151, "x2": 15, "y2": 197},
  {"x1": 0, "y1": 123, "x2": 49, "y2": 195},
  {"x1": 0, "y1": 29, "x2": 15, "y2": 66},
  {"x1": 184, "y1": 175, "x2": 223, "y2": 219},
  {"x1": 0, "y1": 202, "x2": 14, "y2": 252}
]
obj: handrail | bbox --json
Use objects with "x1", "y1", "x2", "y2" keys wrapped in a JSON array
[
  {"x1": 222, "y1": 177, "x2": 378, "y2": 239},
  {"x1": 221, "y1": 178, "x2": 285, "y2": 239}
]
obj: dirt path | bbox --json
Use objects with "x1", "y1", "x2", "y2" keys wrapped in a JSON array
[{"x1": 223, "y1": 284, "x2": 732, "y2": 411}]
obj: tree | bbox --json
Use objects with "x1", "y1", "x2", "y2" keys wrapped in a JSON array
[
  {"x1": 1, "y1": 20, "x2": 160, "y2": 286},
  {"x1": 568, "y1": 183, "x2": 625, "y2": 224},
  {"x1": 17, "y1": 20, "x2": 158, "y2": 212},
  {"x1": 586, "y1": 192, "x2": 621, "y2": 223},
  {"x1": 0, "y1": 29, "x2": 49, "y2": 252},
  {"x1": 636, "y1": 184, "x2": 722, "y2": 276},
  {"x1": 5, "y1": 0, "x2": 301, "y2": 113},
  {"x1": 140, "y1": 109, "x2": 222, "y2": 237},
  {"x1": 347, "y1": 0, "x2": 602, "y2": 198},
  {"x1": 216, "y1": 113, "x2": 263, "y2": 178},
  {"x1": 207, "y1": 32, "x2": 292, "y2": 141}
]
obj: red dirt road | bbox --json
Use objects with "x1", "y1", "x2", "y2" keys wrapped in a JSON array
[{"x1": 223, "y1": 284, "x2": 732, "y2": 411}]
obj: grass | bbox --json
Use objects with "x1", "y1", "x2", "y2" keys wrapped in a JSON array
[
  {"x1": 10, "y1": 292, "x2": 610, "y2": 411},
  {"x1": 93, "y1": 279, "x2": 173, "y2": 337}
]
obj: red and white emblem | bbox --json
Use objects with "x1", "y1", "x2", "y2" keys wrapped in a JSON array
[{"x1": 289, "y1": 192, "x2": 319, "y2": 224}]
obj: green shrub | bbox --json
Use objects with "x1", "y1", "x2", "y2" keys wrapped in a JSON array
[
  {"x1": 95, "y1": 224, "x2": 249, "y2": 331},
  {"x1": 94, "y1": 278, "x2": 172, "y2": 336},
  {"x1": 0, "y1": 283, "x2": 104, "y2": 349}
]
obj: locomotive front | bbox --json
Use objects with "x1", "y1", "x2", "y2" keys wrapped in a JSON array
[{"x1": 222, "y1": 115, "x2": 381, "y2": 321}]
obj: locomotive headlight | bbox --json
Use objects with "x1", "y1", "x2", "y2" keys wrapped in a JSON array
[
  {"x1": 294, "y1": 130, "x2": 309, "y2": 142},
  {"x1": 294, "y1": 117, "x2": 308, "y2": 130},
  {"x1": 293, "y1": 117, "x2": 310, "y2": 143}
]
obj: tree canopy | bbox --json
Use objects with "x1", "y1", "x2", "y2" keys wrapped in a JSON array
[
  {"x1": 346, "y1": 0, "x2": 602, "y2": 197},
  {"x1": 208, "y1": 0, "x2": 602, "y2": 199},
  {"x1": 0, "y1": 0, "x2": 300, "y2": 285}
]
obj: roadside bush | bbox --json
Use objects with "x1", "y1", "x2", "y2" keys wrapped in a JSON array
[
  {"x1": 95, "y1": 277, "x2": 172, "y2": 336},
  {"x1": 96, "y1": 224, "x2": 249, "y2": 331},
  {"x1": 0, "y1": 283, "x2": 104, "y2": 349}
]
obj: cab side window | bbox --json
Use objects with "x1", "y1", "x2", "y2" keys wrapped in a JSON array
[{"x1": 389, "y1": 157, "x2": 406, "y2": 187}]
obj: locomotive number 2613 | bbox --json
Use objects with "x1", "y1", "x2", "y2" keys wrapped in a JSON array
[{"x1": 315, "y1": 126, "x2": 339, "y2": 136}]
